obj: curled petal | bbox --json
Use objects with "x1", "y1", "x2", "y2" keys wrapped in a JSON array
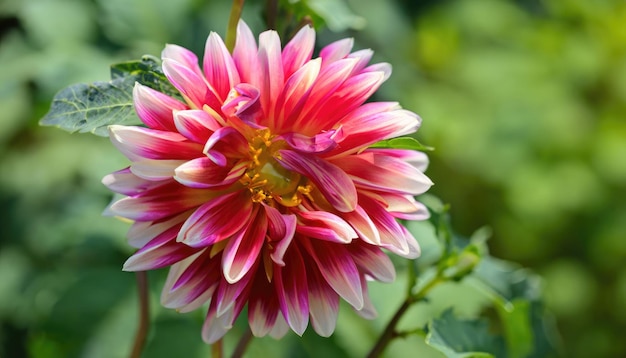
[
  {"x1": 109, "y1": 125, "x2": 202, "y2": 161},
  {"x1": 221, "y1": 83, "x2": 262, "y2": 124},
  {"x1": 277, "y1": 150, "x2": 357, "y2": 212},
  {"x1": 177, "y1": 190, "x2": 252, "y2": 247},
  {"x1": 174, "y1": 158, "x2": 246, "y2": 189},
  {"x1": 264, "y1": 205, "x2": 297, "y2": 266},
  {"x1": 174, "y1": 109, "x2": 221, "y2": 143},
  {"x1": 296, "y1": 210, "x2": 358, "y2": 243},
  {"x1": 281, "y1": 128, "x2": 341, "y2": 154}
]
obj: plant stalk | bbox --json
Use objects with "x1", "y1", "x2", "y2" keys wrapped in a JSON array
[
  {"x1": 130, "y1": 271, "x2": 150, "y2": 358},
  {"x1": 226, "y1": 0, "x2": 245, "y2": 52}
]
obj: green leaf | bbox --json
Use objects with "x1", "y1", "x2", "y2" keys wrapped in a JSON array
[
  {"x1": 40, "y1": 55, "x2": 180, "y2": 136},
  {"x1": 110, "y1": 55, "x2": 181, "y2": 99},
  {"x1": 426, "y1": 309, "x2": 505, "y2": 358},
  {"x1": 39, "y1": 76, "x2": 141, "y2": 136},
  {"x1": 371, "y1": 136, "x2": 434, "y2": 151}
]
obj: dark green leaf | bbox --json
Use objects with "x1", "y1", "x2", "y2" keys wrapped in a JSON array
[
  {"x1": 40, "y1": 55, "x2": 180, "y2": 136},
  {"x1": 370, "y1": 137, "x2": 434, "y2": 151},
  {"x1": 39, "y1": 76, "x2": 141, "y2": 136},
  {"x1": 426, "y1": 309, "x2": 505, "y2": 358}
]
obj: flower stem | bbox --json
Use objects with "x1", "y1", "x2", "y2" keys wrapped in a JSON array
[
  {"x1": 231, "y1": 326, "x2": 253, "y2": 358},
  {"x1": 130, "y1": 271, "x2": 150, "y2": 358},
  {"x1": 366, "y1": 272, "x2": 443, "y2": 358},
  {"x1": 226, "y1": 0, "x2": 245, "y2": 52},
  {"x1": 212, "y1": 339, "x2": 224, "y2": 358}
]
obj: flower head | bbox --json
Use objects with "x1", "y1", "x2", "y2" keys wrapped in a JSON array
[{"x1": 103, "y1": 20, "x2": 433, "y2": 342}]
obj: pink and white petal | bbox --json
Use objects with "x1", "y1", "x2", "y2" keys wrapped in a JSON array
[
  {"x1": 292, "y1": 58, "x2": 357, "y2": 134},
  {"x1": 202, "y1": 127, "x2": 248, "y2": 165},
  {"x1": 277, "y1": 150, "x2": 357, "y2": 213},
  {"x1": 366, "y1": 148, "x2": 430, "y2": 172},
  {"x1": 346, "y1": 49, "x2": 373, "y2": 72},
  {"x1": 123, "y1": 240, "x2": 198, "y2": 272},
  {"x1": 307, "y1": 71, "x2": 386, "y2": 131},
  {"x1": 108, "y1": 125, "x2": 202, "y2": 161},
  {"x1": 326, "y1": 107, "x2": 420, "y2": 157},
  {"x1": 257, "y1": 29, "x2": 284, "y2": 121},
  {"x1": 282, "y1": 25, "x2": 315, "y2": 79},
  {"x1": 307, "y1": 266, "x2": 340, "y2": 337},
  {"x1": 342, "y1": 205, "x2": 381, "y2": 245},
  {"x1": 108, "y1": 182, "x2": 211, "y2": 221},
  {"x1": 174, "y1": 109, "x2": 221, "y2": 143},
  {"x1": 362, "y1": 62, "x2": 392, "y2": 82},
  {"x1": 273, "y1": 58, "x2": 321, "y2": 131},
  {"x1": 160, "y1": 251, "x2": 206, "y2": 304},
  {"x1": 265, "y1": 205, "x2": 297, "y2": 266},
  {"x1": 296, "y1": 210, "x2": 357, "y2": 243},
  {"x1": 222, "y1": 209, "x2": 267, "y2": 283},
  {"x1": 274, "y1": 244, "x2": 309, "y2": 335},
  {"x1": 203, "y1": 32, "x2": 240, "y2": 101},
  {"x1": 400, "y1": 225, "x2": 421, "y2": 259},
  {"x1": 162, "y1": 44, "x2": 202, "y2": 76},
  {"x1": 202, "y1": 301, "x2": 234, "y2": 344},
  {"x1": 281, "y1": 128, "x2": 341, "y2": 154},
  {"x1": 127, "y1": 211, "x2": 190, "y2": 248},
  {"x1": 319, "y1": 38, "x2": 353, "y2": 66},
  {"x1": 221, "y1": 83, "x2": 263, "y2": 125},
  {"x1": 268, "y1": 313, "x2": 290, "y2": 339},
  {"x1": 102, "y1": 167, "x2": 162, "y2": 196},
  {"x1": 133, "y1": 83, "x2": 187, "y2": 132},
  {"x1": 177, "y1": 190, "x2": 252, "y2": 248},
  {"x1": 354, "y1": 275, "x2": 378, "y2": 319},
  {"x1": 215, "y1": 270, "x2": 255, "y2": 316},
  {"x1": 248, "y1": 271, "x2": 280, "y2": 337},
  {"x1": 303, "y1": 239, "x2": 364, "y2": 310},
  {"x1": 174, "y1": 157, "x2": 246, "y2": 189},
  {"x1": 233, "y1": 20, "x2": 260, "y2": 87},
  {"x1": 336, "y1": 152, "x2": 433, "y2": 195},
  {"x1": 348, "y1": 242, "x2": 396, "y2": 283},
  {"x1": 376, "y1": 193, "x2": 430, "y2": 220},
  {"x1": 130, "y1": 159, "x2": 185, "y2": 180}
]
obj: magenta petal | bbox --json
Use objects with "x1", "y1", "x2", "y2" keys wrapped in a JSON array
[
  {"x1": 264, "y1": 205, "x2": 297, "y2": 266},
  {"x1": 307, "y1": 265, "x2": 339, "y2": 337},
  {"x1": 343, "y1": 205, "x2": 381, "y2": 245},
  {"x1": 319, "y1": 38, "x2": 353, "y2": 65},
  {"x1": 348, "y1": 242, "x2": 396, "y2": 283},
  {"x1": 296, "y1": 210, "x2": 358, "y2": 243},
  {"x1": 215, "y1": 269, "x2": 255, "y2": 316},
  {"x1": 281, "y1": 128, "x2": 341, "y2": 154},
  {"x1": 174, "y1": 158, "x2": 246, "y2": 189},
  {"x1": 303, "y1": 239, "x2": 364, "y2": 310},
  {"x1": 102, "y1": 167, "x2": 161, "y2": 196},
  {"x1": 233, "y1": 20, "x2": 260, "y2": 87},
  {"x1": 257, "y1": 29, "x2": 284, "y2": 121},
  {"x1": 277, "y1": 150, "x2": 357, "y2": 212},
  {"x1": 177, "y1": 190, "x2": 252, "y2": 247},
  {"x1": 221, "y1": 83, "x2": 262, "y2": 124},
  {"x1": 122, "y1": 225, "x2": 198, "y2": 271},
  {"x1": 222, "y1": 209, "x2": 267, "y2": 283},
  {"x1": 133, "y1": 83, "x2": 187, "y2": 132},
  {"x1": 173, "y1": 109, "x2": 221, "y2": 143},
  {"x1": 274, "y1": 244, "x2": 309, "y2": 335},
  {"x1": 108, "y1": 125, "x2": 202, "y2": 161},
  {"x1": 281, "y1": 25, "x2": 315, "y2": 79},
  {"x1": 203, "y1": 32, "x2": 240, "y2": 101},
  {"x1": 248, "y1": 270, "x2": 280, "y2": 337}
]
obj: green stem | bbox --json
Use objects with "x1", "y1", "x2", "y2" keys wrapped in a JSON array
[
  {"x1": 366, "y1": 273, "x2": 443, "y2": 358},
  {"x1": 212, "y1": 339, "x2": 224, "y2": 358},
  {"x1": 231, "y1": 326, "x2": 253, "y2": 358},
  {"x1": 226, "y1": 0, "x2": 245, "y2": 52},
  {"x1": 130, "y1": 271, "x2": 150, "y2": 358}
]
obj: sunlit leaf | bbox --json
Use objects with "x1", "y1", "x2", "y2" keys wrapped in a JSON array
[
  {"x1": 426, "y1": 309, "x2": 505, "y2": 358},
  {"x1": 371, "y1": 137, "x2": 434, "y2": 151},
  {"x1": 39, "y1": 56, "x2": 179, "y2": 137}
]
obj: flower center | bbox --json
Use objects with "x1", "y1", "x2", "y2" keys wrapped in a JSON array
[{"x1": 241, "y1": 129, "x2": 311, "y2": 206}]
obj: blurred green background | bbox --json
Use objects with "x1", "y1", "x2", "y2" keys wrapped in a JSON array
[{"x1": 1, "y1": 0, "x2": 624, "y2": 357}]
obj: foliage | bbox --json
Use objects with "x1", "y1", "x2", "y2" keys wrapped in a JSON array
[{"x1": 1, "y1": 0, "x2": 624, "y2": 357}]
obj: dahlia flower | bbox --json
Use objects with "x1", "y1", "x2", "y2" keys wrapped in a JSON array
[{"x1": 103, "y1": 20, "x2": 432, "y2": 343}]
